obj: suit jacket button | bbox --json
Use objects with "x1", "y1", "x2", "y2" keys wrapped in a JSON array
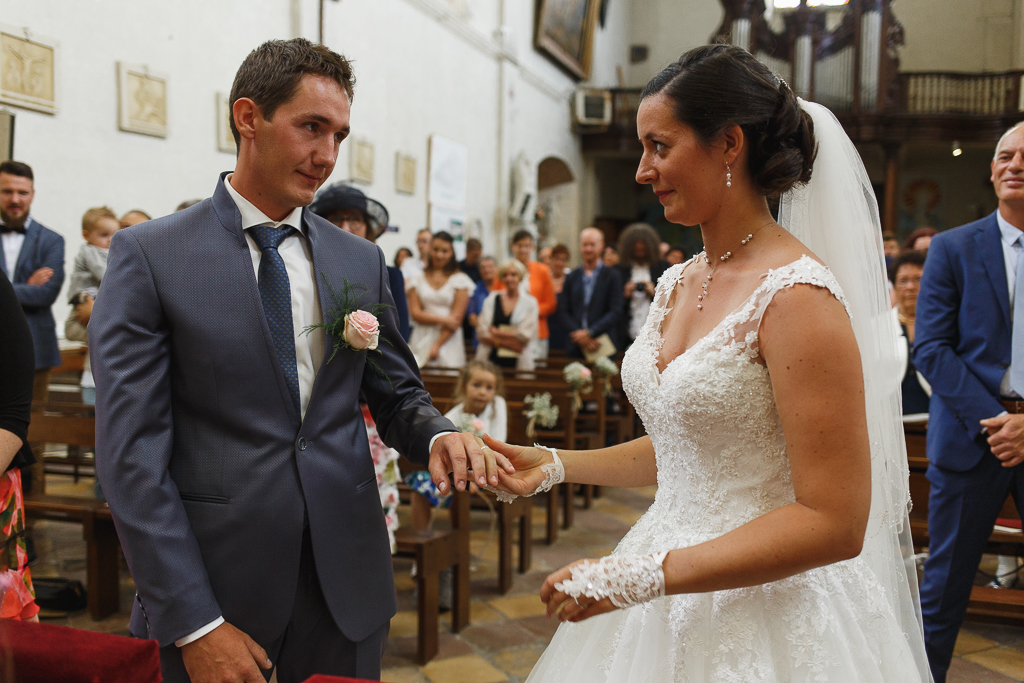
[{"x1": 297, "y1": 437, "x2": 307, "y2": 451}]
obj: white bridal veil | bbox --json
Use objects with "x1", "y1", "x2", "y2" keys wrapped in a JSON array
[{"x1": 778, "y1": 99, "x2": 932, "y2": 680}]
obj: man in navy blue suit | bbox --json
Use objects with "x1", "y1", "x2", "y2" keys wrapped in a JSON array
[
  {"x1": 915, "y1": 121, "x2": 1024, "y2": 682},
  {"x1": 0, "y1": 161, "x2": 64, "y2": 402},
  {"x1": 558, "y1": 227, "x2": 624, "y2": 358}
]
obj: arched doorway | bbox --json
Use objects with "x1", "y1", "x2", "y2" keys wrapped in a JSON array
[{"x1": 535, "y1": 156, "x2": 579, "y2": 258}]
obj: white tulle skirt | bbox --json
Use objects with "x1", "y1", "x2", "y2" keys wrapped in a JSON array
[{"x1": 526, "y1": 556, "x2": 923, "y2": 683}]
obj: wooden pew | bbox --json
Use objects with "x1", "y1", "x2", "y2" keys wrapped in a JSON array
[
  {"x1": 905, "y1": 420, "x2": 1024, "y2": 624},
  {"x1": 32, "y1": 402, "x2": 96, "y2": 481}
]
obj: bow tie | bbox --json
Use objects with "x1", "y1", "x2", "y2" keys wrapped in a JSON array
[{"x1": 0, "y1": 224, "x2": 26, "y2": 235}]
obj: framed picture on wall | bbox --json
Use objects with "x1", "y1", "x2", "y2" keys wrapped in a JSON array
[
  {"x1": 534, "y1": 0, "x2": 601, "y2": 80},
  {"x1": 0, "y1": 26, "x2": 58, "y2": 115},
  {"x1": 0, "y1": 109, "x2": 13, "y2": 161},
  {"x1": 395, "y1": 152, "x2": 416, "y2": 195},
  {"x1": 118, "y1": 62, "x2": 168, "y2": 138},
  {"x1": 216, "y1": 92, "x2": 236, "y2": 154},
  {"x1": 350, "y1": 138, "x2": 374, "y2": 184}
]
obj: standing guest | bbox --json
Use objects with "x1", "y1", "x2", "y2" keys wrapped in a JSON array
[
  {"x1": 310, "y1": 183, "x2": 410, "y2": 341},
  {"x1": 459, "y1": 237, "x2": 483, "y2": 284},
  {"x1": 547, "y1": 244, "x2": 572, "y2": 353},
  {"x1": 90, "y1": 39, "x2": 500, "y2": 683},
  {"x1": 175, "y1": 200, "x2": 202, "y2": 212},
  {"x1": 538, "y1": 245, "x2": 553, "y2": 268},
  {"x1": 559, "y1": 227, "x2": 624, "y2": 358},
  {"x1": 904, "y1": 227, "x2": 938, "y2": 252},
  {"x1": 883, "y1": 231, "x2": 900, "y2": 259},
  {"x1": 659, "y1": 241, "x2": 671, "y2": 260},
  {"x1": 602, "y1": 244, "x2": 620, "y2": 268},
  {"x1": 401, "y1": 227, "x2": 432, "y2": 283},
  {"x1": 492, "y1": 230, "x2": 557, "y2": 360},
  {"x1": 120, "y1": 209, "x2": 151, "y2": 228},
  {"x1": 476, "y1": 259, "x2": 539, "y2": 371},
  {"x1": 0, "y1": 273, "x2": 39, "y2": 622},
  {"x1": 665, "y1": 244, "x2": 686, "y2": 265},
  {"x1": 467, "y1": 256, "x2": 497, "y2": 334},
  {"x1": 889, "y1": 250, "x2": 931, "y2": 415},
  {"x1": 407, "y1": 231, "x2": 475, "y2": 367},
  {"x1": 394, "y1": 247, "x2": 412, "y2": 269},
  {"x1": 915, "y1": 122, "x2": 1024, "y2": 682},
  {"x1": 616, "y1": 223, "x2": 670, "y2": 346},
  {"x1": 0, "y1": 161, "x2": 64, "y2": 406}
]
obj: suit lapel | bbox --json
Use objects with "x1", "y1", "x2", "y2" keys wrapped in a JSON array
[
  {"x1": 975, "y1": 216, "x2": 1011, "y2": 331},
  {"x1": 14, "y1": 221, "x2": 38, "y2": 283},
  {"x1": 0, "y1": 236, "x2": 6, "y2": 278}
]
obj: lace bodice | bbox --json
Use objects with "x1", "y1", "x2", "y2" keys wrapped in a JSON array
[{"x1": 617, "y1": 255, "x2": 851, "y2": 553}]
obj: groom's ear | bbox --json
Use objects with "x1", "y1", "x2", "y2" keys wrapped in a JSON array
[{"x1": 232, "y1": 97, "x2": 260, "y2": 142}]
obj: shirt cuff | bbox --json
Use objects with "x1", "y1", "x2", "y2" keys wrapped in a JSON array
[
  {"x1": 429, "y1": 431, "x2": 456, "y2": 452},
  {"x1": 176, "y1": 617, "x2": 225, "y2": 647}
]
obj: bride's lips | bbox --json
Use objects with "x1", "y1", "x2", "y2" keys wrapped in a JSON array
[{"x1": 655, "y1": 190, "x2": 674, "y2": 203}]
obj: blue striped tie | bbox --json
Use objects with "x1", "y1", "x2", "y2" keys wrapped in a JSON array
[
  {"x1": 249, "y1": 225, "x2": 301, "y2": 414},
  {"x1": 1012, "y1": 237, "x2": 1024, "y2": 396}
]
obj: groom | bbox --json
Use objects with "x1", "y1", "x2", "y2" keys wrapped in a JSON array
[{"x1": 91, "y1": 39, "x2": 499, "y2": 683}]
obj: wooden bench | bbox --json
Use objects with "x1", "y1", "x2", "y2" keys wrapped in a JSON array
[
  {"x1": 393, "y1": 488, "x2": 470, "y2": 663},
  {"x1": 905, "y1": 420, "x2": 1024, "y2": 624},
  {"x1": 24, "y1": 494, "x2": 119, "y2": 621}
]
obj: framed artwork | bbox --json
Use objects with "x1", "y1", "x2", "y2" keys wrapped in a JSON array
[
  {"x1": 350, "y1": 138, "x2": 374, "y2": 184},
  {"x1": 0, "y1": 26, "x2": 57, "y2": 115},
  {"x1": 0, "y1": 109, "x2": 13, "y2": 161},
  {"x1": 395, "y1": 152, "x2": 416, "y2": 195},
  {"x1": 216, "y1": 92, "x2": 236, "y2": 154},
  {"x1": 534, "y1": 0, "x2": 601, "y2": 80},
  {"x1": 118, "y1": 62, "x2": 168, "y2": 138}
]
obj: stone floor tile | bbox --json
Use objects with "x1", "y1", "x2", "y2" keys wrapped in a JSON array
[
  {"x1": 965, "y1": 646, "x2": 1024, "y2": 679},
  {"x1": 948, "y1": 656, "x2": 1022, "y2": 682},
  {"x1": 489, "y1": 643, "x2": 547, "y2": 678},
  {"x1": 516, "y1": 614, "x2": 561, "y2": 640},
  {"x1": 956, "y1": 630, "x2": 999, "y2": 655},
  {"x1": 459, "y1": 621, "x2": 538, "y2": 651},
  {"x1": 381, "y1": 666, "x2": 428, "y2": 683},
  {"x1": 422, "y1": 655, "x2": 508, "y2": 683},
  {"x1": 488, "y1": 593, "x2": 548, "y2": 619},
  {"x1": 391, "y1": 610, "x2": 419, "y2": 639},
  {"x1": 469, "y1": 600, "x2": 505, "y2": 623}
]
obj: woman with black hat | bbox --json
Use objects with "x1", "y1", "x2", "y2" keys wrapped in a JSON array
[{"x1": 309, "y1": 183, "x2": 411, "y2": 341}]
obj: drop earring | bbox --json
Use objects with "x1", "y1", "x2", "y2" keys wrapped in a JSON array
[{"x1": 726, "y1": 163, "x2": 732, "y2": 188}]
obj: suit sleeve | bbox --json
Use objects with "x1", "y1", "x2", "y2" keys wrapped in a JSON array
[
  {"x1": 363, "y1": 248, "x2": 455, "y2": 467},
  {"x1": 90, "y1": 229, "x2": 223, "y2": 647},
  {"x1": 588, "y1": 269, "x2": 625, "y2": 338},
  {"x1": 913, "y1": 236, "x2": 1004, "y2": 433},
  {"x1": 13, "y1": 232, "x2": 64, "y2": 310},
  {"x1": 557, "y1": 273, "x2": 578, "y2": 332}
]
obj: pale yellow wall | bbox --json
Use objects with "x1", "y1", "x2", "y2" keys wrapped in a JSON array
[
  {"x1": 895, "y1": 0, "x2": 1022, "y2": 72},
  {"x1": 626, "y1": 0, "x2": 725, "y2": 87}
]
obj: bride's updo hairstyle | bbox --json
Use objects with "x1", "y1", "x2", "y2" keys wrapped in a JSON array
[{"x1": 641, "y1": 44, "x2": 817, "y2": 198}]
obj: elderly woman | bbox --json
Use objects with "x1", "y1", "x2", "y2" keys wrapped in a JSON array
[
  {"x1": 476, "y1": 260, "x2": 539, "y2": 371},
  {"x1": 890, "y1": 250, "x2": 931, "y2": 415},
  {"x1": 616, "y1": 222, "x2": 670, "y2": 345},
  {"x1": 310, "y1": 183, "x2": 411, "y2": 341}
]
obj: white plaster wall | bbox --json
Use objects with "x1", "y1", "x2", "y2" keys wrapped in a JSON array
[
  {"x1": 627, "y1": 0, "x2": 724, "y2": 87},
  {"x1": 894, "y1": 0, "x2": 1020, "y2": 72}
]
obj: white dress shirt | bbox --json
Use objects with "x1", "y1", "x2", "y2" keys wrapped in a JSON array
[
  {"x1": 1, "y1": 217, "x2": 30, "y2": 277},
  {"x1": 998, "y1": 209, "x2": 1024, "y2": 398}
]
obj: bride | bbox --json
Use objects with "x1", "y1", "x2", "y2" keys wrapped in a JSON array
[{"x1": 485, "y1": 45, "x2": 932, "y2": 681}]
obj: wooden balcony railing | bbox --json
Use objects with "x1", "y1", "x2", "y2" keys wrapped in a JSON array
[{"x1": 900, "y1": 71, "x2": 1024, "y2": 116}]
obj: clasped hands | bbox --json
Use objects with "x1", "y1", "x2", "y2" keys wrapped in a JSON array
[
  {"x1": 569, "y1": 329, "x2": 600, "y2": 353},
  {"x1": 981, "y1": 413, "x2": 1024, "y2": 468}
]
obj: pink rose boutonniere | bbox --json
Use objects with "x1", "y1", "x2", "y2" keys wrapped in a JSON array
[{"x1": 304, "y1": 274, "x2": 393, "y2": 385}]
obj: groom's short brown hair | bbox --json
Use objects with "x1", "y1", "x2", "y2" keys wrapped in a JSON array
[{"x1": 229, "y1": 38, "x2": 355, "y2": 146}]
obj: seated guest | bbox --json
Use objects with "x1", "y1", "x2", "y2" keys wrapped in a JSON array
[
  {"x1": 459, "y1": 237, "x2": 483, "y2": 284},
  {"x1": 175, "y1": 200, "x2": 202, "y2": 212},
  {"x1": 904, "y1": 226, "x2": 938, "y2": 252},
  {"x1": 559, "y1": 227, "x2": 624, "y2": 359},
  {"x1": 407, "y1": 231, "x2": 475, "y2": 367},
  {"x1": 890, "y1": 250, "x2": 931, "y2": 415},
  {"x1": 616, "y1": 223, "x2": 669, "y2": 347},
  {"x1": 466, "y1": 256, "x2": 497, "y2": 348},
  {"x1": 476, "y1": 260, "x2": 539, "y2": 370},
  {"x1": 666, "y1": 244, "x2": 686, "y2": 266},
  {"x1": 119, "y1": 209, "x2": 150, "y2": 228},
  {"x1": 547, "y1": 244, "x2": 571, "y2": 353},
  {"x1": 443, "y1": 359, "x2": 507, "y2": 442},
  {"x1": 310, "y1": 183, "x2": 411, "y2": 340}
]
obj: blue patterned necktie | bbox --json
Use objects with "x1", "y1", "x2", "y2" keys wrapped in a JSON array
[
  {"x1": 1011, "y1": 236, "x2": 1024, "y2": 396},
  {"x1": 249, "y1": 225, "x2": 301, "y2": 414}
]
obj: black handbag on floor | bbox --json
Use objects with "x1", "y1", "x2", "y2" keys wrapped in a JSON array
[{"x1": 32, "y1": 577, "x2": 87, "y2": 612}]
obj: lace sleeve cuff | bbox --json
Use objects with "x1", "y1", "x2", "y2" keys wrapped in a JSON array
[
  {"x1": 486, "y1": 444, "x2": 564, "y2": 504},
  {"x1": 555, "y1": 551, "x2": 669, "y2": 609}
]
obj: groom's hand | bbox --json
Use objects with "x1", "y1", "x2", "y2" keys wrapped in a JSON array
[
  {"x1": 181, "y1": 621, "x2": 272, "y2": 683},
  {"x1": 429, "y1": 432, "x2": 514, "y2": 494}
]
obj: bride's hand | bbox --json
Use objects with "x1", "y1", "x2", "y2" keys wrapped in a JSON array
[
  {"x1": 541, "y1": 560, "x2": 617, "y2": 623},
  {"x1": 481, "y1": 434, "x2": 554, "y2": 497}
]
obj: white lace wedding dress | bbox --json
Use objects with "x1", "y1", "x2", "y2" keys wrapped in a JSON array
[{"x1": 526, "y1": 255, "x2": 923, "y2": 682}]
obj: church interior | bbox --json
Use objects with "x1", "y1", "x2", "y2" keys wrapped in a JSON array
[{"x1": 3, "y1": 0, "x2": 1024, "y2": 681}]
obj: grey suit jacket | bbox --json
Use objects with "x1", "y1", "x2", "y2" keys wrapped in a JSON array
[{"x1": 90, "y1": 175, "x2": 454, "y2": 648}]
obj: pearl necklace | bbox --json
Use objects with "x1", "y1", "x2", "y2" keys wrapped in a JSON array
[{"x1": 696, "y1": 222, "x2": 773, "y2": 311}]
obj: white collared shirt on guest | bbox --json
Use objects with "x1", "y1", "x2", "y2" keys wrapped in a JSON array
[
  {"x1": 1, "y1": 216, "x2": 31, "y2": 277},
  {"x1": 223, "y1": 174, "x2": 324, "y2": 419},
  {"x1": 998, "y1": 209, "x2": 1024, "y2": 398}
]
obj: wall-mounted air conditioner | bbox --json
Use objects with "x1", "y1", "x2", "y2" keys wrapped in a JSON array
[{"x1": 573, "y1": 89, "x2": 612, "y2": 127}]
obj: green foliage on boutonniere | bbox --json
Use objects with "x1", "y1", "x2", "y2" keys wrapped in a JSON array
[{"x1": 303, "y1": 272, "x2": 394, "y2": 387}]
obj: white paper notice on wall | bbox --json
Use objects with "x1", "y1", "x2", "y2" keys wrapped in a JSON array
[
  {"x1": 428, "y1": 134, "x2": 467, "y2": 209},
  {"x1": 429, "y1": 204, "x2": 467, "y2": 260}
]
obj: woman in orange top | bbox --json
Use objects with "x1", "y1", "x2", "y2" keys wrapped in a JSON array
[{"x1": 493, "y1": 230, "x2": 557, "y2": 359}]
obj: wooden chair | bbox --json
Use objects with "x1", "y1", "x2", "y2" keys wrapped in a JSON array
[
  {"x1": 31, "y1": 402, "x2": 96, "y2": 482},
  {"x1": 393, "y1": 488, "x2": 471, "y2": 663}
]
